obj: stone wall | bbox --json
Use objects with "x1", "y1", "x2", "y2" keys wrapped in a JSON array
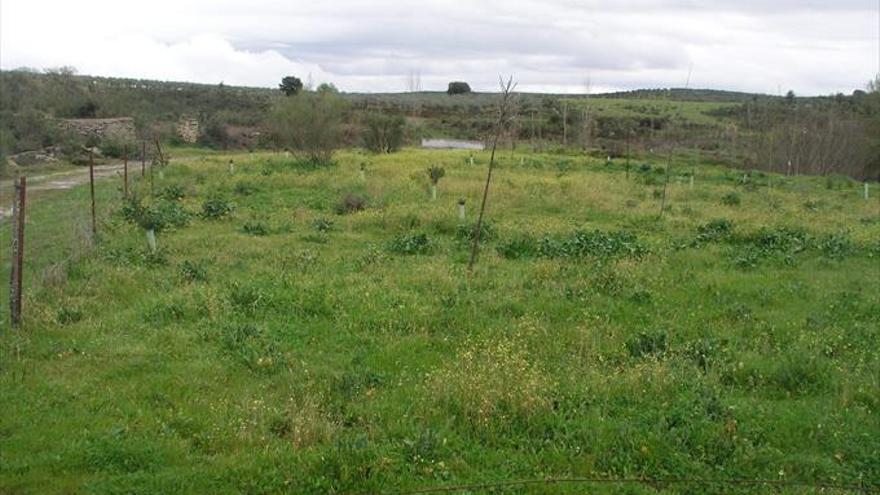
[
  {"x1": 57, "y1": 117, "x2": 136, "y2": 142},
  {"x1": 176, "y1": 117, "x2": 200, "y2": 144}
]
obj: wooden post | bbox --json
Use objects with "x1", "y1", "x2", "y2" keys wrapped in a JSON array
[
  {"x1": 564, "y1": 102, "x2": 569, "y2": 146},
  {"x1": 123, "y1": 145, "x2": 129, "y2": 198},
  {"x1": 155, "y1": 140, "x2": 166, "y2": 180},
  {"x1": 9, "y1": 177, "x2": 26, "y2": 328},
  {"x1": 141, "y1": 140, "x2": 146, "y2": 177},
  {"x1": 89, "y1": 150, "x2": 97, "y2": 241}
]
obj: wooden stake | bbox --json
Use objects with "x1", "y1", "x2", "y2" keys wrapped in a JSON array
[
  {"x1": 89, "y1": 150, "x2": 97, "y2": 241},
  {"x1": 469, "y1": 76, "x2": 516, "y2": 273},
  {"x1": 123, "y1": 145, "x2": 129, "y2": 198},
  {"x1": 9, "y1": 177, "x2": 26, "y2": 328}
]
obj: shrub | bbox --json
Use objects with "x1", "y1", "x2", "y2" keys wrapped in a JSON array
[
  {"x1": 388, "y1": 232, "x2": 431, "y2": 255},
  {"x1": 427, "y1": 166, "x2": 445, "y2": 185},
  {"x1": 721, "y1": 192, "x2": 741, "y2": 206},
  {"x1": 269, "y1": 90, "x2": 349, "y2": 163},
  {"x1": 198, "y1": 115, "x2": 231, "y2": 149},
  {"x1": 816, "y1": 232, "x2": 853, "y2": 260},
  {"x1": 201, "y1": 197, "x2": 235, "y2": 219},
  {"x1": 694, "y1": 218, "x2": 734, "y2": 244},
  {"x1": 121, "y1": 196, "x2": 190, "y2": 232},
  {"x1": 335, "y1": 193, "x2": 367, "y2": 215},
  {"x1": 99, "y1": 137, "x2": 135, "y2": 159},
  {"x1": 362, "y1": 113, "x2": 405, "y2": 153},
  {"x1": 157, "y1": 184, "x2": 185, "y2": 201}
]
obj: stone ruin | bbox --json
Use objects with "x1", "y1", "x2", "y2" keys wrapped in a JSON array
[
  {"x1": 57, "y1": 117, "x2": 136, "y2": 142},
  {"x1": 176, "y1": 116, "x2": 200, "y2": 144}
]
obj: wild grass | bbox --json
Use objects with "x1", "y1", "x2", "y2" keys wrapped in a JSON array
[{"x1": 0, "y1": 146, "x2": 878, "y2": 493}]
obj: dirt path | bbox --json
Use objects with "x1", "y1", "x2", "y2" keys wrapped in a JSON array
[{"x1": 0, "y1": 162, "x2": 141, "y2": 220}]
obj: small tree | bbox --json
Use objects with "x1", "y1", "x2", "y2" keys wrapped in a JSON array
[
  {"x1": 279, "y1": 76, "x2": 303, "y2": 96},
  {"x1": 269, "y1": 89, "x2": 349, "y2": 164},
  {"x1": 363, "y1": 113, "x2": 405, "y2": 153},
  {"x1": 427, "y1": 166, "x2": 445, "y2": 200},
  {"x1": 447, "y1": 81, "x2": 472, "y2": 95}
]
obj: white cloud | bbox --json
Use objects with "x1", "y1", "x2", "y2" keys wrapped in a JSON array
[{"x1": 1, "y1": 0, "x2": 876, "y2": 94}]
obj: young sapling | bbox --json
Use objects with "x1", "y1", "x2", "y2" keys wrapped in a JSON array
[{"x1": 428, "y1": 165, "x2": 445, "y2": 200}]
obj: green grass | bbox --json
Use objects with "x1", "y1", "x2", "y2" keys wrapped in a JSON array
[{"x1": 1, "y1": 147, "x2": 878, "y2": 494}]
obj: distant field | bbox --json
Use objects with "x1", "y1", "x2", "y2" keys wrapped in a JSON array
[{"x1": 1, "y1": 147, "x2": 878, "y2": 493}]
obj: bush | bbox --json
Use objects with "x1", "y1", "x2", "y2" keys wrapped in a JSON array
[
  {"x1": 121, "y1": 196, "x2": 190, "y2": 232},
  {"x1": 198, "y1": 115, "x2": 231, "y2": 149},
  {"x1": 157, "y1": 184, "x2": 185, "y2": 201},
  {"x1": 201, "y1": 197, "x2": 235, "y2": 219},
  {"x1": 694, "y1": 218, "x2": 734, "y2": 244},
  {"x1": 388, "y1": 232, "x2": 431, "y2": 255},
  {"x1": 362, "y1": 113, "x2": 405, "y2": 153},
  {"x1": 269, "y1": 89, "x2": 349, "y2": 163},
  {"x1": 99, "y1": 137, "x2": 135, "y2": 159},
  {"x1": 335, "y1": 193, "x2": 367, "y2": 215}
]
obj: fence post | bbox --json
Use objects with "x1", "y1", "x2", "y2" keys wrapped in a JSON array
[
  {"x1": 89, "y1": 150, "x2": 97, "y2": 241},
  {"x1": 9, "y1": 177, "x2": 26, "y2": 328},
  {"x1": 123, "y1": 144, "x2": 129, "y2": 198}
]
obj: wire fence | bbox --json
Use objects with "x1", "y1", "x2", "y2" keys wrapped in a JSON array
[{"x1": 1, "y1": 147, "x2": 151, "y2": 330}]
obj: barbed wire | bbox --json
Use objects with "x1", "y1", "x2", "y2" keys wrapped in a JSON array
[{"x1": 389, "y1": 476, "x2": 879, "y2": 494}]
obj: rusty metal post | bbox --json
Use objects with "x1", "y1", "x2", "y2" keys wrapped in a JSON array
[
  {"x1": 9, "y1": 177, "x2": 26, "y2": 328},
  {"x1": 89, "y1": 150, "x2": 97, "y2": 241}
]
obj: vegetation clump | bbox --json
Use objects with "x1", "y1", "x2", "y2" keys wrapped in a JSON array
[
  {"x1": 388, "y1": 232, "x2": 431, "y2": 255},
  {"x1": 363, "y1": 113, "x2": 405, "y2": 153},
  {"x1": 121, "y1": 196, "x2": 190, "y2": 232},
  {"x1": 335, "y1": 193, "x2": 367, "y2": 214},
  {"x1": 201, "y1": 197, "x2": 235, "y2": 219}
]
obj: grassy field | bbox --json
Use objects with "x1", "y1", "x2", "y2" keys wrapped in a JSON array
[{"x1": 1, "y1": 147, "x2": 878, "y2": 494}]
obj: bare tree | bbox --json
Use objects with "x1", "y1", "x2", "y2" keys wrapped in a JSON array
[{"x1": 468, "y1": 76, "x2": 518, "y2": 274}]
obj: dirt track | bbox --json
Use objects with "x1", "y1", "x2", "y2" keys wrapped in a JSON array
[{"x1": 0, "y1": 162, "x2": 139, "y2": 220}]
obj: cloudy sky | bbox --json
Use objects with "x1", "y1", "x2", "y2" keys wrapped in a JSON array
[{"x1": 1, "y1": 0, "x2": 877, "y2": 95}]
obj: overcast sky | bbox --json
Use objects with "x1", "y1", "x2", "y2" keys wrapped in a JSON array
[{"x1": 1, "y1": 0, "x2": 877, "y2": 95}]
